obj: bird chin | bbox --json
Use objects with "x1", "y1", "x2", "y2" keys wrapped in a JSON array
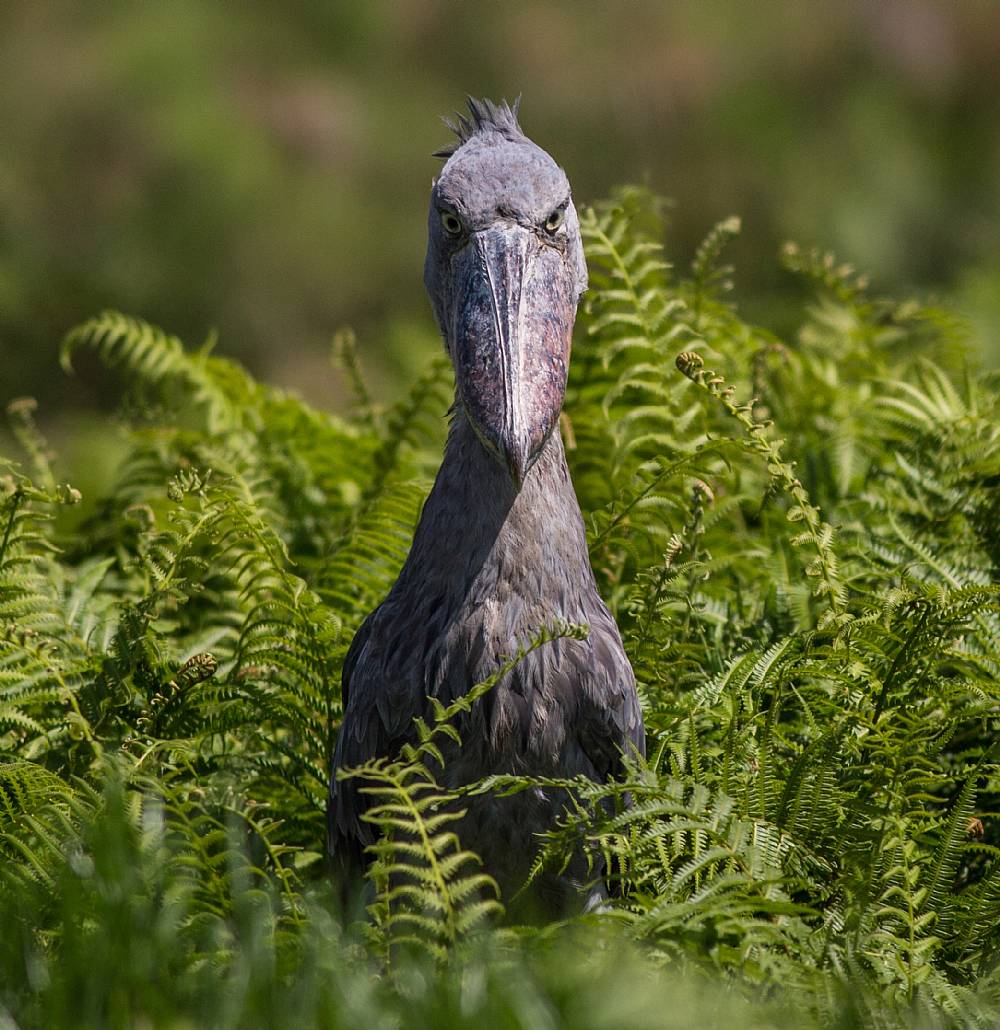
[
  {"x1": 460, "y1": 407, "x2": 550, "y2": 491},
  {"x1": 457, "y1": 384, "x2": 564, "y2": 491}
]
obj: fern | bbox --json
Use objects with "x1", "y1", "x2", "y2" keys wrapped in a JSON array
[
  {"x1": 1, "y1": 192, "x2": 999, "y2": 1027},
  {"x1": 340, "y1": 621, "x2": 587, "y2": 962}
]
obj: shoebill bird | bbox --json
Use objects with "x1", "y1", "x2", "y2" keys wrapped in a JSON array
[{"x1": 327, "y1": 97, "x2": 645, "y2": 912}]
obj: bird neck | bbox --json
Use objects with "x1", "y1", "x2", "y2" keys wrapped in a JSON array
[{"x1": 402, "y1": 407, "x2": 594, "y2": 604}]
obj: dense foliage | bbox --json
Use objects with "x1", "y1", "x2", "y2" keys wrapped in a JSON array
[{"x1": 2, "y1": 190, "x2": 999, "y2": 1028}]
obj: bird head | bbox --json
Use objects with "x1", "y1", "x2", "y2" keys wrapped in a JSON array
[{"x1": 424, "y1": 97, "x2": 588, "y2": 489}]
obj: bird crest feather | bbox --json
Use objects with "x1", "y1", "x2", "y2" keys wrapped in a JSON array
[{"x1": 434, "y1": 96, "x2": 524, "y2": 158}]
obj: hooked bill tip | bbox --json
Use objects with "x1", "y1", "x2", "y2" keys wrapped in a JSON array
[{"x1": 501, "y1": 437, "x2": 535, "y2": 491}]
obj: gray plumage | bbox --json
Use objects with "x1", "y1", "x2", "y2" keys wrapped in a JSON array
[{"x1": 327, "y1": 98, "x2": 645, "y2": 911}]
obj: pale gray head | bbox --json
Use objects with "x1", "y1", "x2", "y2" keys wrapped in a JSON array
[{"x1": 424, "y1": 97, "x2": 588, "y2": 489}]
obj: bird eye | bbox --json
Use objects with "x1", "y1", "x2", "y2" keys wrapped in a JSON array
[
  {"x1": 440, "y1": 211, "x2": 463, "y2": 236},
  {"x1": 544, "y1": 206, "x2": 566, "y2": 233}
]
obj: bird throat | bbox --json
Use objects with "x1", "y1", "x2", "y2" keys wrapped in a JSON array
[{"x1": 400, "y1": 407, "x2": 594, "y2": 617}]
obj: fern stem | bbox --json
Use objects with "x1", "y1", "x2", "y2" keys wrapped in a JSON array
[
  {"x1": 379, "y1": 765, "x2": 458, "y2": 942},
  {"x1": 675, "y1": 352, "x2": 849, "y2": 623},
  {"x1": 589, "y1": 446, "x2": 726, "y2": 561},
  {"x1": 873, "y1": 603, "x2": 930, "y2": 722},
  {"x1": 583, "y1": 215, "x2": 643, "y2": 324},
  {"x1": 0, "y1": 488, "x2": 22, "y2": 569},
  {"x1": 226, "y1": 803, "x2": 305, "y2": 926}
]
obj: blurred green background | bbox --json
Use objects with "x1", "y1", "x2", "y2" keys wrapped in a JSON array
[{"x1": 2, "y1": 0, "x2": 1000, "y2": 422}]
